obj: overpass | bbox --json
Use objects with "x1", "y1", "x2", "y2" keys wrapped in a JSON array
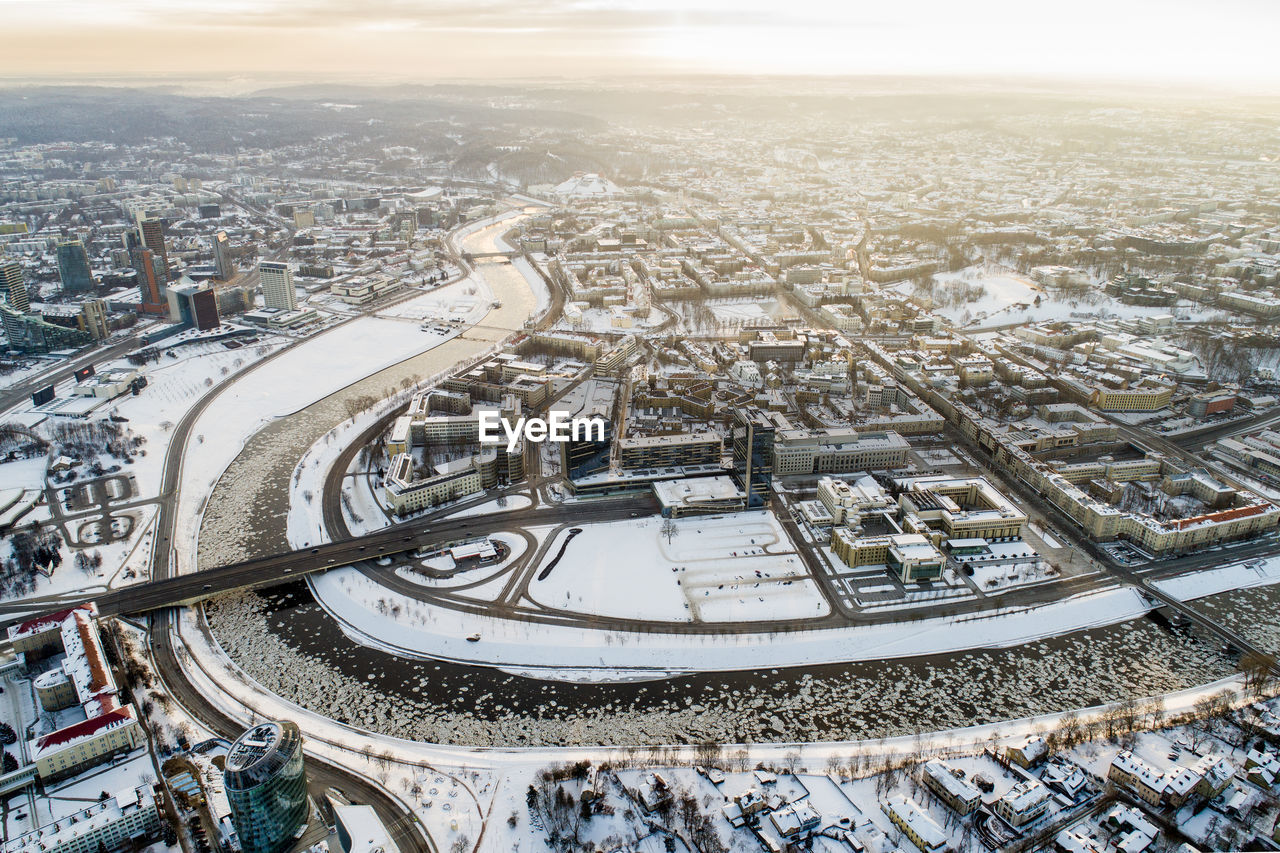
[
  {"x1": 2, "y1": 495, "x2": 655, "y2": 624},
  {"x1": 464, "y1": 250, "x2": 522, "y2": 260}
]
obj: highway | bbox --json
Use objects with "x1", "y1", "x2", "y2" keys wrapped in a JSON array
[{"x1": 0, "y1": 333, "x2": 141, "y2": 412}]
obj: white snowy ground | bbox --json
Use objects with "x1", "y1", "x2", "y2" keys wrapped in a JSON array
[
  {"x1": 176, "y1": 209, "x2": 545, "y2": 574},
  {"x1": 175, "y1": 587, "x2": 1261, "y2": 853},
  {"x1": 524, "y1": 513, "x2": 827, "y2": 623},
  {"x1": 394, "y1": 531, "x2": 529, "y2": 598},
  {"x1": 0, "y1": 340, "x2": 288, "y2": 606},
  {"x1": 176, "y1": 293, "x2": 477, "y2": 569},
  {"x1": 709, "y1": 300, "x2": 772, "y2": 324},
  {"x1": 444, "y1": 495, "x2": 533, "y2": 519},
  {"x1": 907, "y1": 265, "x2": 1241, "y2": 329}
]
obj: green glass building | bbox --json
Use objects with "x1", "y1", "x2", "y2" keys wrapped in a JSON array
[{"x1": 225, "y1": 721, "x2": 310, "y2": 853}]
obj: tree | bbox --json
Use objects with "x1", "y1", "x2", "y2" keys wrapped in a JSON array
[
  {"x1": 661, "y1": 517, "x2": 678, "y2": 545},
  {"x1": 1242, "y1": 650, "x2": 1276, "y2": 699}
]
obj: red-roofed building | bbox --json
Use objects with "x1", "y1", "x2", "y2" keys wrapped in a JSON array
[{"x1": 9, "y1": 602, "x2": 142, "y2": 782}]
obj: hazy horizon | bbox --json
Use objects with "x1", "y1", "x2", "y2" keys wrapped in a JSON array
[{"x1": 3, "y1": 0, "x2": 1279, "y2": 93}]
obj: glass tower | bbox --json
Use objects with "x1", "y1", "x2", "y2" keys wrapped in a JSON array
[
  {"x1": 732, "y1": 407, "x2": 775, "y2": 508},
  {"x1": 56, "y1": 239, "x2": 95, "y2": 293},
  {"x1": 225, "y1": 721, "x2": 309, "y2": 853}
]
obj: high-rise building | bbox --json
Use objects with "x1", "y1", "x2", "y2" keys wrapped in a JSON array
[
  {"x1": 732, "y1": 407, "x2": 776, "y2": 508},
  {"x1": 0, "y1": 259, "x2": 30, "y2": 314},
  {"x1": 132, "y1": 247, "x2": 167, "y2": 315},
  {"x1": 79, "y1": 298, "x2": 111, "y2": 340},
  {"x1": 166, "y1": 278, "x2": 221, "y2": 331},
  {"x1": 138, "y1": 218, "x2": 169, "y2": 283},
  {"x1": 258, "y1": 261, "x2": 297, "y2": 311},
  {"x1": 0, "y1": 260, "x2": 31, "y2": 347},
  {"x1": 56, "y1": 239, "x2": 95, "y2": 293},
  {"x1": 560, "y1": 414, "x2": 612, "y2": 480},
  {"x1": 225, "y1": 721, "x2": 309, "y2": 853},
  {"x1": 212, "y1": 231, "x2": 233, "y2": 280}
]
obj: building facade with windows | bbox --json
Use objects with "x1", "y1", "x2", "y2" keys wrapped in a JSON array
[{"x1": 225, "y1": 721, "x2": 309, "y2": 853}]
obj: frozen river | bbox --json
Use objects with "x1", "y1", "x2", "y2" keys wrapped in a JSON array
[{"x1": 203, "y1": 580, "x2": 1266, "y2": 747}]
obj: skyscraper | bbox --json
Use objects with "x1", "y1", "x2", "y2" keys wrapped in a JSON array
[
  {"x1": 132, "y1": 248, "x2": 166, "y2": 315},
  {"x1": 224, "y1": 721, "x2": 309, "y2": 853},
  {"x1": 732, "y1": 407, "x2": 776, "y2": 508},
  {"x1": 56, "y1": 239, "x2": 95, "y2": 293},
  {"x1": 258, "y1": 261, "x2": 297, "y2": 311},
  {"x1": 212, "y1": 231, "x2": 233, "y2": 280},
  {"x1": 138, "y1": 217, "x2": 169, "y2": 283},
  {"x1": 0, "y1": 259, "x2": 29, "y2": 314}
]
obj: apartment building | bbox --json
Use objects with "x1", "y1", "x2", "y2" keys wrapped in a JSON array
[
  {"x1": 993, "y1": 780, "x2": 1051, "y2": 828},
  {"x1": 921, "y1": 760, "x2": 982, "y2": 816},
  {"x1": 3, "y1": 786, "x2": 161, "y2": 853},
  {"x1": 1108, "y1": 751, "x2": 1200, "y2": 808},
  {"x1": 881, "y1": 796, "x2": 946, "y2": 852}
]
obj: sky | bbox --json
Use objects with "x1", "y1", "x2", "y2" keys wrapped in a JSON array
[{"x1": 1, "y1": 0, "x2": 1278, "y2": 90}]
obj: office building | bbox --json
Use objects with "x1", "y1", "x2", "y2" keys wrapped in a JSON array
[
  {"x1": 259, "y1": 261, "x2": 298, "y2": 311},
  {"x1": 126, "y1": 228, "x2": 169, "y2": 315},
  {"x1": 138, "y1": 218, "x2": 169, "y2": 283},
  {"x1": 212, "y1": 230, "x2": 234, "y2": 280},
  {"x1": 56, "y1": 239, "x2": 95, "y2": 293},
  {"x1": 167, "y1": 278, "x2": 221, "y2": 331},
  {"x1": 225, "y1": 721, "x2": 310, "y2": 853},
  {"x1": 732, "y1": 408, "x2": 776, "y2": 508},
  {"x1": 561, "y1": 415, "x2": 613, "y2": 480}
]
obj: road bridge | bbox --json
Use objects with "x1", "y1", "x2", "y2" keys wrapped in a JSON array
[
  {"x1": 0, "y1": 496, "x2": 654, "y2": 626},
  {"x1": 464, "y1": 250, "x2": 522, "y2": 260}
]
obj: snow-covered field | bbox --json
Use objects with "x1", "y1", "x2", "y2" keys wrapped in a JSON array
[
  {"x1": 708, "y1": 300, "x2": 771, "y2": 324},
  {"x1": 525, "y1": 513, "x2": 826, "y2": 623},
  {"x1": 913, "y1": 265, "x2": 1241, "y2": 329},
  {"x1": 444, "y1": 494, "x2": 533, "y2": 519}
]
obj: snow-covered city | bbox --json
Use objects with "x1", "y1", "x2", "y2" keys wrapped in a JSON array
[{"x1": 4, "y1": 6, "x2": 1280, "y2": 853}]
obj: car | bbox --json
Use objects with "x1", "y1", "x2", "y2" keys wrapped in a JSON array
[
  {"x1": 202, "y1": 584, "x2": 212, "y2": 590},
  {"x1": 284, "y1": 568, "x2": 292, "y2": 574},
  {"x1": 466, "y1": 633, "x2": 481, "y2": 642}
]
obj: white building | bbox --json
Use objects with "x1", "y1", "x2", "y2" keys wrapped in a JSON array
[{"x1": 258, "y1": 260, "x2": 297, "y2": 311}]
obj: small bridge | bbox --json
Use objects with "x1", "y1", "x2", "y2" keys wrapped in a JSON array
[{"x1": 464, "y1": 250, "x2": 522, "y2": 260}]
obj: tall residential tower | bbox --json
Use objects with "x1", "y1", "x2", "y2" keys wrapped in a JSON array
[{"x1": 258, "y1": 261, "x2": 297, "y2": 311}]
